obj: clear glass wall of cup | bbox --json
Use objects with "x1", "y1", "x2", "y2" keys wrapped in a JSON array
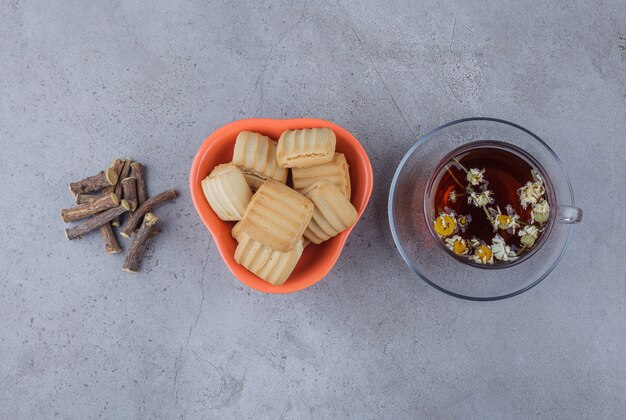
[{"x1": 388, "y1": 118, "x2": 583, "y2": 300}]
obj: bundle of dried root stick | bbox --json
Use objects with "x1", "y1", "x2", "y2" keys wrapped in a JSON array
[{"x1": 62, "y1": 158, "x2": 177, "y2": 272}]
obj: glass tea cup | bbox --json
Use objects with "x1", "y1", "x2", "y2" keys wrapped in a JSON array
[
  {"x1": 388, "y1": 118, "x2": 583, "y2": 300},
  {"x1": 424, "y1": 140, "x2": 581, "y2": 269}
]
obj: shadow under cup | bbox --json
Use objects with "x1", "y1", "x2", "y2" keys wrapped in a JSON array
[{"x1": 388, "y1": 118, "x2": 583, "y2": 301}]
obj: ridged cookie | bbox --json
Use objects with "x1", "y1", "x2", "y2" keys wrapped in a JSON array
[
  {"x1": 239, "y1": 180, "x2": 314, "y2": 252},
  {"x1": 301, "y1": 180, "x2": 358, "y2": 244},
  {"x1": 276, "y1": 127, "x2": 336, "y2": 168},
  {"x1": 231, "y1": 221, "x2": 243, "y2": 241},
  {"x1": 292, "y1": 153, "x2": 351, "y2": 199},
  {"x1": 232, "y1": 131, "x2": 288, "y2": 191},
  {"x1": 201, "y1": 163, "x2": 252, "y2": 221},
  {"x1": 234, "y1": 232, "x2": 304, "y2": 286}
]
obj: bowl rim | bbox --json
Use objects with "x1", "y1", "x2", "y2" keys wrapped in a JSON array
[
  {"x1": 190, "y1": 118, "x2": 374, "y2": 294},
  {"x1": 387, "y1": 117, "x2": 575, "y2": 301}
]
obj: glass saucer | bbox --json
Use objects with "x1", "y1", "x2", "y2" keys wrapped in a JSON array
[{"x1": 388, "y1": 118, "x2": 581, "y2": 301}]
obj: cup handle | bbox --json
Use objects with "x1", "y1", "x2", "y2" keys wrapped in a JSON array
[{"x1": 556, "y1": 205, "x2": 583, "y2": 224}]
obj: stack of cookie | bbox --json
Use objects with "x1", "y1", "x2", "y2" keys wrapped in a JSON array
[{"x1": 202, "y1": 127, "x2": 358, "y2": 286}]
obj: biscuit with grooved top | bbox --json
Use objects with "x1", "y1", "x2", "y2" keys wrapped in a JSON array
[
  {"x1": 276, "y1": 127, "x2": 336, "y2": 168},
  {"x1": 234, "y1": 233, "x2": 304, "y2": 286},
  {"x1": 292, "y1": 152, "x2": 351, "y2": 198},
  {"x1": 238, "y1": 180, "x2": 313, "y2": 252},
  {"x1": 301, "y1": 180, "x2": 358, "y2": 244},
  {"x1": 231, "y1": 221, "x2": 243, "y2": 241},
  {"x1": 232, "y1": 131, "x2": 288, "y2": 191},
  {"x1": 201, "y1": 163, "x2": 252, "y2": 221}
]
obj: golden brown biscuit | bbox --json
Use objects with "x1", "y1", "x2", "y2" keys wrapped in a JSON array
[
  {"x1": 276, "y1": 127, "x2": 336, "y2": 168},
  {"x1": 234, "y1": 232, "x2": 304, "y2": 286},
  {"x1": 301, "y1": 180, "x2": 358, "y2": 244},
  {"x1": 238, "y1": 180, "x2": 313, "y2": 252},
  {"x1": 201, "y1": 163, "x2": 252, "y2": 221},
  {"x1": 292, "y1": 153, "x2": 351, "y2": 199},
  {"x1": 231, "y1": 221, "x2": 243, "y2": 241},
  {"x1": 232, "y1": 131, "x2": 288, "y2": 191}
]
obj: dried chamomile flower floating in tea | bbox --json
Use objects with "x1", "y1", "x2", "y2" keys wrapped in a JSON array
[
  {"x1": 445, "y1": 235, "x2": 469, "y2": 256},
  {"x1": 430, "y1": 145, "x2": 551, "y2": 266}
]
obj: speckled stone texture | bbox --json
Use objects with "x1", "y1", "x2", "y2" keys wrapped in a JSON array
[{"x1": 1, "y1": 0, "x2": 625, "y2": 418}]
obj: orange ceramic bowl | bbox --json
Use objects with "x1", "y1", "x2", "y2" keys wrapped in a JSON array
[{"x1": 189, "y1": 118, "x2": 373, "y2": 293}]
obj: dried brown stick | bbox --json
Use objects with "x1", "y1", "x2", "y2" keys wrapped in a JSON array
[
  {"x1": 112, "y1": 160, "x2": 132, "y2": 227},
  {"x1": 75, "y1": 159, "x2": 124, "y2": 205},
  {"x1": 114, "y1": 160, "x2": 132, "y2": 198},
  {"x1": 69, "y1": 167, "x2": 117, "y2": 196},
  {"x1": 131, "y1": 162, "x2": 148, "y2": 205},
  {"x1": 120, "y1": 189, "x2": 176, "y2": 238},
  {"x1": 65, "y1": 200, "x2": 130, "y2": 240},
  {"x1": 102, "y1": 158, "x2": 125, "y2": 194},
  {"x1": 111, "y1": 158, "x2": 125, "y2": 174},
  {"x1": 126, "y1": 199, "x2": 137, "y2": 214},
  {"x1": 121, "y1": 177, "x2": 138, "y2": 212},
  {"x1": 70, "y1": 160, "x2": 124, "y2": 251},
  {"x1": 100, "y1": 223, "x2": 121, "y2": 254},
  {"x1": 61, "y1": 193, "x2": 119, "y2": 223},
  {"x1": 75, "y1": 194, "x2": 99, "y2": 205},
  {"x1": 123, "y1": 213, "x2": 158, "y2": 273}
]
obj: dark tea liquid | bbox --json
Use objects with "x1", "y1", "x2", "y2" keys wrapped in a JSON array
[{"x1": 430, "y1": 142, "x2": 550, "y2": 264}]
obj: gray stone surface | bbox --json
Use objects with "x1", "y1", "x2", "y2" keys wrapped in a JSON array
[{"x1": 1, "y1": 0, "x2": 625, "y2": 418}]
